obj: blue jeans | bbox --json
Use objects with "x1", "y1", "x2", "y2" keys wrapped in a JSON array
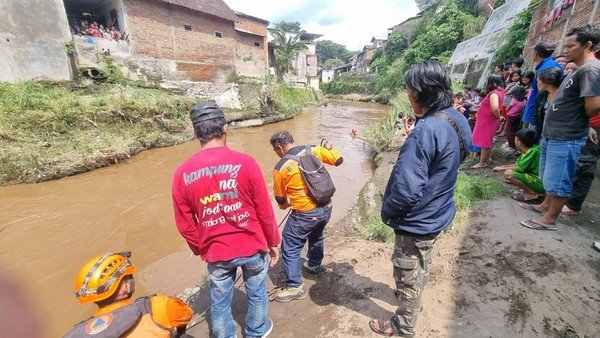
[
  {"x1": 539, "y1": 137, "x2": 587, "y2": 197},
  {"x1": 207, "y1": 252, "x2": 270, "y2": 338},
  {"x1": 282, "y1": 205, "x2": 332, "y2": 287}
]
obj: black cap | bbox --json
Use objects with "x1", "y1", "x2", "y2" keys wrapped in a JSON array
[
  {"x1": 190, "y1": 102, "x2": 225, "y2": 125},
  {"x1": 533, "y1": 42, "x2": 557, "y2": 58}
]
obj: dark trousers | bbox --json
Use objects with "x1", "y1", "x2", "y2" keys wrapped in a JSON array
[
  {"x1": 391, "y1": 231, "x2": 439, "y2": 334},
  {"x1": 566, "y1": 126, "x2": 600, "y2": 211},
  {"x1": 505, "y1": 115, "x2": 521, "y2": 149}
]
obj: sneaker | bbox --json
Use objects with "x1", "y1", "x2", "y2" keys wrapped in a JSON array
[
  {"x1": 261, "y1": 318, "x2": 273, "y2": 338},
  {"x1": 303, "y1": 262, "x2": 324, "y2": 276},
  {"x1": 275, "y1": 284, "x2": 307, "y2": 302}
]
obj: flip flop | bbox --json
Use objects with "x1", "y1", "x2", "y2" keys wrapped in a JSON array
[
  {"x1": 520, "y1": 219, "x2": 558, "y2": 231},
  {"x1": 518, "y1": 203, "x2": 544, "y2": 214},
  {"x1": 561, "y1": 205, "x2": 582, "y2": 216},
  {"x1": 369, "y1": 319, "x2": 414, "y2": 337},
  {"x1": 512, "y1": 193, "x2": 542, "y2": 204}
]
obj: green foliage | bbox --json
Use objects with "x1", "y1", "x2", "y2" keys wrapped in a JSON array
[
  {"x1": 323, "y1": 58, "x2": 345, "y2": 69},
  {"x1": 0, "y1": 82, "x2": 195, "y2": 184},
  {"x1": 316, "y1": 40, "x2": 354, "y2": 66},
  {"x1": 455, "y1": 0, "x2": 480, "y2": 15},
  {"x1": 415, "y1": 0, "x2": 442, "y2": 11},
  {"x1": 271, "y1": 85, "x2": 321, "y2": 117},
  {"x1": 271, "y1": 30, "x2": 308, "y2": 78},
  {"x1": 64, "y1": 40, "x2": 75, "y2": 55},
  {"x1": 101, "y1": 56, "x2": 127, "y2": 84},
  {"x1": 274, "y1": 21, "x2": 302, "y2": 32},
  {"x1": 363, "y1": 91, "x2": 410, "y2": 152},
  {"x1": 493, "y1": 0, "x2": 507, "y2": 8},
  {"x1": 490, "y1": 8, "x2": 533, "y2": 71},
  {"x1": 357, "y1": 217, "x2": 395, "y2": 243},
  {"x1": 320, "y1": 73, "x2": 376, "y2": 95}
]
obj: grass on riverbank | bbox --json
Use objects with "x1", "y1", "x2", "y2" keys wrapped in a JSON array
[
  {"x1": 0, "y1": 81, "x2": 195, "y2": 185},
  {"x1": 357, "y1": 173, "x2": 506, "y2": 243},
  {"x1": 363, "y1": 91, "x2": 411, "y2": 152}
]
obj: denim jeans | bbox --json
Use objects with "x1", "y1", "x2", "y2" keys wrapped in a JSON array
[
  {"x1": 207, "y1": 252, "x2": 270, "y2": 338},
  {"x1": 281, "y1": 205, "x2": 332, "y2": 287},
  {"x1": 539, "y1": 137, "x2": 587, "y2": 197},
  {"x1": 567, "y1": 127, "x2": 600, "y2": 211}
]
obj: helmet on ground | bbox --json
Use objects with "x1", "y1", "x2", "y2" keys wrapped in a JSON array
[{"x1": 73, "y1": 251, "x2": 136, "y2": 304}]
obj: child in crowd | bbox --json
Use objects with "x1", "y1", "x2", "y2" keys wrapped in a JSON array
[
  {"x1": 493, "y1": 129, "x2": 544, "y2": 203},
  {"x1": 404, "y1": 116, "x2": 416, "y2": 135},
  {"x1": 521, "y1": 71, "x2": 535, "y2": 92},
  {"x1": 499, "y1": 70, "x2": 522, "y2": 135},
  {"x1": 564, "y1": 62, "x2": 577, "y2": 74},
  {"x1": 503, "y1": 85, "x2": 527, "y2": 150}
]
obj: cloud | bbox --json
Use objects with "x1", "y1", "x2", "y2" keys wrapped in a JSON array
[{"x1": 224, "y1": 0, "x2": 419, "y2": 50}]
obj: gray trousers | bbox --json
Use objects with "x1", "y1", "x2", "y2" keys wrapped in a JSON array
[{"x1": 391, "y1": 231, "x2": 439, "y2": 334}]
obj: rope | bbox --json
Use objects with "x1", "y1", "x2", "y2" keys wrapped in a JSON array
[{"x1": 188, "y1": 209, "x2": 292, "y2": 328}]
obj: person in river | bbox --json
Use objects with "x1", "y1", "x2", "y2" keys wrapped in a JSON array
[
  {"x1": 269, "y1": 131, "x2": 343, "y2": 302},
  {"x1": 369, "y1": 60, "x2": 472, "y2": 337},
  {"x1": 65, "y1": 251, "x2": 193, "y2": 338},
  {"x1": 172, "y1": 102, "x2": 281, "y2": 338}
]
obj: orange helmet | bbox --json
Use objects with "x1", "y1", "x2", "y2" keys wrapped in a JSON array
[{"x1": 73, "y1": 251, "x2": 136, "y2": 304}]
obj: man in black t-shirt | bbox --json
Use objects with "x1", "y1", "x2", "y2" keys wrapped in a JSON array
[{"x1": 520, "y1": 25, "x2": 600, "y2": 231}]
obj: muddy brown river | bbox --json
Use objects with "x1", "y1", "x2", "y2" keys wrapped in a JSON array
[{"x1": 0, "y1": 100, "x2": 388, "y2": 336}]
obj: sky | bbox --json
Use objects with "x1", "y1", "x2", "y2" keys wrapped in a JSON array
[{"x1": 223, "y1": 0, "x2": 420, "y2": 51}]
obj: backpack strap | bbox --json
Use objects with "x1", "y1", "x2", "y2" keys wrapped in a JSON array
[{"x1": 432, "y1": 111, "x2": 467, "y2": 162}]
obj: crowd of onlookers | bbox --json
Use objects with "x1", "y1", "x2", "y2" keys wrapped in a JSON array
[
  {"x1": 70, "y1": 19, "x2": 125, "y2": 41},
  {"x1": 453, "y1": 24, "x2": 599, "y2": 236}
]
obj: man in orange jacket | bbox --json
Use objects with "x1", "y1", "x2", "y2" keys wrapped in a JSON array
[{"x1": 65, "y1": 251, "x2": 193, "y2": 338}]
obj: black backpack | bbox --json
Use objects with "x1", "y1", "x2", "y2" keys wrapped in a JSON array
[{"x1": 283, "y1": 146, "x2": 336, "y2": 206}]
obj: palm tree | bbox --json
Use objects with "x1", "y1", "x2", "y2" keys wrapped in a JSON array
[{"x1": 271, "y1": 30, "x2": 307, "y2": 79}]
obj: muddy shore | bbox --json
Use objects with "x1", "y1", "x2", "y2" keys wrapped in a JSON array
[{"x1": 185, "y1": 136, "x2": 600, "y2": 337}]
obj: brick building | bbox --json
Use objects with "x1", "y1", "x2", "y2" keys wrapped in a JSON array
[
  {"x1": 234, "y1": 12, "x2": 269, "y2": 78},
  {"x1": 524, "y1": 0, "x2": 600, "y2": 66}
]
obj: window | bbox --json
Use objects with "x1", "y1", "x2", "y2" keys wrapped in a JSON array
[
  {"x1": 184, "y1": 24, "x2": 192, "y2": 31},
  {"x1": 254, "y1": 42, "x2": 261, "y2": 47},
  {"x1": 215, "y1": 31, "x2": 222, "y2": 38}
]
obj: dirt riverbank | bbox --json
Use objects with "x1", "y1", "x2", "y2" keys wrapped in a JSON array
[{"x1": 187, "y1": 147, "x2": 600, "y2": 337}]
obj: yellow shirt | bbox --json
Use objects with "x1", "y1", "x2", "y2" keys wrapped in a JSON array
[{"x1": 273, "y1": 145, "x2": 343, "y2": 212}]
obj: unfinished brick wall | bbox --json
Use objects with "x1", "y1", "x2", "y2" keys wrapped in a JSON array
[
  {"x1": 524, "y1": 0, "x2": 600, "y2": 66},
  {"x1": 126, "y1": 0, "x2": 236, "y2": 82},
  {"x1": 235, "y1": 31, "x2": 267, "y2": 77}
]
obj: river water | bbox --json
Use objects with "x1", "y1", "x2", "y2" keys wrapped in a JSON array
[{"x1": 0, "y1": 100, "x2": 388, "y2": 336}]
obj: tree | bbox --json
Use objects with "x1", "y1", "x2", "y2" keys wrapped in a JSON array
[
  {"x1": 490, "y1": 8, "x2": 533, "y2": 71},
  {"x1": 415, "y1": 0, "x2": 442, "y2": 11},
  {"x1": 316, "y1": 40, "x2": 354, "y2": 66},
  {"x1": 323, "y1": 58, "x2": 345, "y2": 69},
  {"x1": 274, "y1": 21, "x2": 302, "y2": 32},
  {"x1": 271, "y1": 30, "x2": 307, "y2": 78}
]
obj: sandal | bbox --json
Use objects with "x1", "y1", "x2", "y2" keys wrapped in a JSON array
[
  {"x1": 518, "y1": 203, "x2": 544, "y2": 214},
  {"x1": 561, "y1": 205, "x2": 582, "y2": 216},
  {"x1": 511, "y1": 193, "x2": 542, "y2": 204},
  {"x1": 369, "y1": 319, "x2": 415, "y2": 337},
  {"x1": 520, "y1": 219, "x2": 558, "y2": 231}
]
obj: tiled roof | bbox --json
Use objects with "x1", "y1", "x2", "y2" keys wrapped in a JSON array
[{"x1": 161, "y1": 0, "x2": 239, "y2": 22}]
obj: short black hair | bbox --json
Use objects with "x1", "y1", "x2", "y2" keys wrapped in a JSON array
[
  {"x1": 522, "y1": 70, "x2": 535, "y2": 81},
  {"x1": 511, "y1": 85, "x2": 527, "y2": 101},
  {"x1": 407, "y1": 116, "x2": 416, "y2": 122},
  {"x1": 510, "y1": 70, "x2": 522, "y2": 79},
  {"x1": 193, "y1": 117, "x2": 226, "y2": 144},
  {"x1": 538, "y1": 67, "x2": 562, "y2": 87},
  {"x1": 403, "y1": 60, "x2": 453, "y2": 114},
  {"x1": 484, "y1": 74, "x2": 503, "y2": 92},
  {"x1": 454, "y1": 92, "x2": 464, "y2": 98},
  {"x1": 270, "y1": 131, "x2": 294, "y2": 148},
  {"x1": 515, "y1": 128, "x2": 539, "y2": 148},
  {"x1": 495, "y1": 64, "x2": 504, "y2": 70},
  {"x1": 534, "y1": 41, "x2": 557, "y2": 58},
  {"x1": 512, "y1": 57, "x2": 524, "y2": 68},
  {"x1": 566, "y1": 24, "x2": 600, "y2": 51}
]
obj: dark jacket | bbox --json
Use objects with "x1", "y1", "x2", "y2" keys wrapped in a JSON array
[
  {"x1": 381, "y1": 107, "x2": 472, "y2": 235},
  {"x1": 532, "y1": 90, "x2": 549, "y2": 137},
  {"x1": 523, "y1": 57, "x2": 562, "y2": 123}
]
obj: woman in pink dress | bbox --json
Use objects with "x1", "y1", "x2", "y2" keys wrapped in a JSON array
[{"x1": 471, "y1": 75, "x2": 504, "y2": 168}]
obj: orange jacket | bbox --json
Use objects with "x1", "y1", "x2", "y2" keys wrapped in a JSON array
[
  {"x1": 273, "y1": 145, "x2": 342, "y2": 212},
  {"x1": 65, "y1": 295, "x2": 193, "y2": 338}
]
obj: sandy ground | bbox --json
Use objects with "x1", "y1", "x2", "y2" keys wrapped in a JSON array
[{"x1": 186, "y1": 177, "x2": 600, "y2": 337}]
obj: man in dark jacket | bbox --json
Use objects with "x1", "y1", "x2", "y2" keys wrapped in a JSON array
[{"x1": 369, "y1": 60, "x2": 472, "y2": 337}]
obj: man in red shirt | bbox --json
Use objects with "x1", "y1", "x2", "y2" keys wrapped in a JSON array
[{"x1": 172, "y1": 102, "x2": 281, "y2": 338}]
